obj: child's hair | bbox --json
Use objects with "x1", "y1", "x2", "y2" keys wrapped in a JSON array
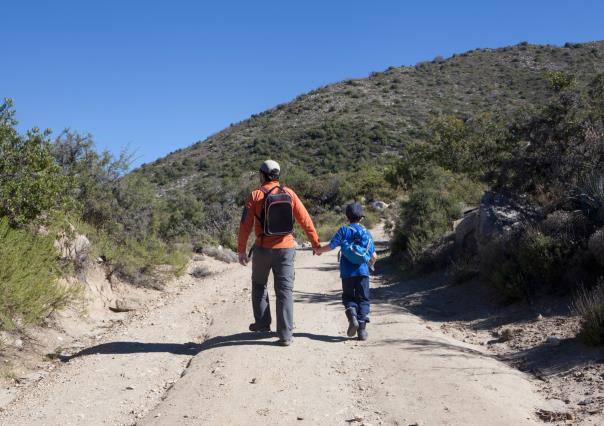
[{"x1": 345, "y1": 202, "x2": 364, "y2": 223}]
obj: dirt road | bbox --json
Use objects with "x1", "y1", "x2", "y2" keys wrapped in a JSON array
[{"x1": 0, "y1": 230, "x2": 555, "y2": 425}]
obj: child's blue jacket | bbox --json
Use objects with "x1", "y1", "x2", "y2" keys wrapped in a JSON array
[{"x1": 329, "y1": 223, "x2": 375, "y2": 278}]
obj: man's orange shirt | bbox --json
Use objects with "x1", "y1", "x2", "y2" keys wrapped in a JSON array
[{"x1": 237, "y1": 180, "x2": 320, "y2": 254}]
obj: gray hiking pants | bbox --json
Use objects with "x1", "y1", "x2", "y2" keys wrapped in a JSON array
[{"x1": 251, "y1": 246, "x2": 296, "y2": 340}]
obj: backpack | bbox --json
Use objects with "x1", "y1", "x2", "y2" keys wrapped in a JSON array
[
  {"x1": 257, "y1": 184, "x2": 294, "y2": 236},
  {"x1": 341, "y1": 225, "x2": 373, "y2": 265}
]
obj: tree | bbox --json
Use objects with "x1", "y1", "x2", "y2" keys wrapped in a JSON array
[{"x1": 0, "y1": 99, "x2": 68, "y2": 226}]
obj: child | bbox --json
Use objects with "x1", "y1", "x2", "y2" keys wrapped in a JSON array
[{"x1": 314, "y1": 202, "x2": 377, "y2": 340}]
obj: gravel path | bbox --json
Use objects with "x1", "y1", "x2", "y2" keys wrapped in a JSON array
[{"x1": 0, "y1": 229, "x2": 553, "y2": 425}]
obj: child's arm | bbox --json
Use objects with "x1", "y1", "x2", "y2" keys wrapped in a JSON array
[
  {"x1": 314, "y1": 226, "x2": 345, "y2": 255},
  {"x1": 368, "y1": 251, "x2": 378, "y2": 267},
  {"x1": 314, "y1": 243, "x2": 334, "y2": 255}
]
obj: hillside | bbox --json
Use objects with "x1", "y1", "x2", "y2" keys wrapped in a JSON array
[{"x1": 138, "y1": 41, "x2": 604, "y2": 192}]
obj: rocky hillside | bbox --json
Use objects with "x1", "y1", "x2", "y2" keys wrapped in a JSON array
[{"x1": 138, "y1": 41, "x2": 604, "y2": 193}]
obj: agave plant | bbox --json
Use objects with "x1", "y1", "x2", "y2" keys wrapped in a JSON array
[{"x1": 573, "y1": 172, "x2": 604, "y2": 223}]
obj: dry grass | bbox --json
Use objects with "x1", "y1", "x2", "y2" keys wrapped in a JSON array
[{"x1": 571, "y1": 279, "x2": 604, "y2": 345}]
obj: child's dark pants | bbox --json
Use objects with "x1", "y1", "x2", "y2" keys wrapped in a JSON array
[{"x1": 341, "y1": 276, "x2": 370, "y2": 322}]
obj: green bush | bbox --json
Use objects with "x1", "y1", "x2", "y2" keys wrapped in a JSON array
[
  {"x1": 85, "y1": 226, "x2": 188, "y2": 289},
  {"x1": 484, "y1": 229, "x2": 575, "y2": 301},
  {"x1": 572, "y1": 280, "x2": 604, "y2": 345},
  {"x1": 0, "y1": 100, "x2": 69, "y2": 226},
  {"x1": 392, "y1": 166, "x2": 484, "y2": 261},
  {"x1": 0, "y1": 218, "x2": 75, "y2": 330}
]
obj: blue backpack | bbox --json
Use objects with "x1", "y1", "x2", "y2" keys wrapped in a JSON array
[{"x1": 341, "y1": 225, "x2": 373, "y2": 265}]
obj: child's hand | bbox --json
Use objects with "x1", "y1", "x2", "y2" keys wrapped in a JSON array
[{"x1": 368, "y1": 252, "x2": 378, "y2": 267}]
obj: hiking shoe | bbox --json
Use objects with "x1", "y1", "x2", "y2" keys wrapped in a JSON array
[
  {"x1": 249, "y1": 323, "x2": 271, "y2": 332},
  {"x1": 357, "y1": 321, "x2": 368, "y2": 341},
  {"x1": 277, "y1": 338, "x2": 293, "y2": 347},
  {"x1": 345, "y1": 307, "x2": 359, "y2": 337}
]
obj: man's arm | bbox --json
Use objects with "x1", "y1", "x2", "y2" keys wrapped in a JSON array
[
  {"x1": 290, "y1": 190, "x2": 320, "y2": 249},
  {"x1": 237, "y1": 193, "x2": 256, "y2": 265}
]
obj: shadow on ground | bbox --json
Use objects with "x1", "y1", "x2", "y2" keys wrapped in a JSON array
[
  {"x1": 60, "y1": 332, "x2": 348, "y2": 362},
  {"x1": 294, "y1": 289, "x2": 340, "y2": 304},
  {"x1": 370, "y1": 256, "x2": 604, "y2": 377}
]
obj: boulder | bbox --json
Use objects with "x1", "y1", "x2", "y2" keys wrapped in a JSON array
[
  {"x1": 454, "y1": 209, "x2": 478, "y2": 253},
  {"x1": 476, "y1": 192, "x2": 522, "y2": 243},
  {"x1": 109, "y1": 298, "x2": 141, "y2": 312},
  {"x1": 370, "y1": 200, "x2": 389, "y2": 211},
  {"x1": 202, "y1": 246, "x2": 238, "y2": 264}
]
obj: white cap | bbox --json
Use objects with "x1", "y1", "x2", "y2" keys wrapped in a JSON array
[{"x1": 260, "y1": 160, "x2": 280, "y2": 178}]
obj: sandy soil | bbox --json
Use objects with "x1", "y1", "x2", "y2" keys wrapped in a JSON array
[
  {"x1": 381, "y1": 269, "x2": 604, "y2": 425},
  {"x1": 0, "y1": 229, "x2": 562, "y2": 425}
]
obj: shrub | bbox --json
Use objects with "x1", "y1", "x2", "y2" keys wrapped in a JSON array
[
  {"x1": 572, "y1": 280, "x2": 604, "y2": 345},
  {"x1": 0, "y1": 218, "x2": 76, "y2": 330},
  {"x1": 0, "y1": 101, "x2": 69, "y2": 226},
  {"x1": 540, "y1": 210, "x2": 594, "y2": 242},
  {"x1": 588, "y1": 228, "x2": 604, "y2": 266},
  {"x1": 484, "y1": 229, "x2": 575, "y2": 301},
  {"x1": 190, "y1": 265, "x2": 212, "y2": 278},
  {"x1": 392, "y1": 166, "x2": 484, "y2": 262},
  {"x1": 88, "y1": 227, "x2": 188, "y2": 289}
]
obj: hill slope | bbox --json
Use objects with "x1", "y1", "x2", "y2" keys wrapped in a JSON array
[
  {"x1": 139, "y1": 41, "x2": 604, "y2": 185},
  {"x1": 135, "y1": 41, "x2": 604, "y2": 245}
]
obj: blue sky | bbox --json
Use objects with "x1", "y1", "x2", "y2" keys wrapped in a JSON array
[{"x1": 3, "y1": 1, "x2": 603, "y2": 167}]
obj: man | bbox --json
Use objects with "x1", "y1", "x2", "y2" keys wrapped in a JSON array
[{"x1": 238, "y1": 160, "x2": 320, "y2": 346}]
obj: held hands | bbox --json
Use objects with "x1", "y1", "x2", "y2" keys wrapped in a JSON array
[{"x1": 313, "y1": 245, "x2": 326, "y2": 256}]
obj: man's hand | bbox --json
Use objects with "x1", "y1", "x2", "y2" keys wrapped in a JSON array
[{"x1": 238, "y1": 252, "x2": 249, "y2": 266}]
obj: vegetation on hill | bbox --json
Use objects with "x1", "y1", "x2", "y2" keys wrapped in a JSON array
[
  {"x1": 136, "y1": 41, "x2": 604, "y2": 247},
  {"x1": 387, "y1": 69, "x2": 604, "y2": 342}
]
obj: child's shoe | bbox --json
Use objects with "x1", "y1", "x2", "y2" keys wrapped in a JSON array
[
  {"x1": 345, "y1": 307, "x2": 359, "y2": 337},
  {"x1": 357, "y1": 321, "x2": 368, "y2": 341}
]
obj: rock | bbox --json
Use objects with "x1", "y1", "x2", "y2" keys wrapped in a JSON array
[
  {"x1": 546, "y1": 336, "x2": 562, "y2": 347},
  {"x1": 537, "y1": 314, "x2": 544, "y2": 321},
  {"x1": 578, "y1": 397, "x2": 594, "y2": 405},
  {"x1": 301, "y1": 242, "x2": 312, "y2": 249},
  {"x1": 454, "y1": 210, "x2": 478, "y2": 253},
  {"x1": 109, "y1": 298, "x2": 141, "y2": 312},
  {"x1": 13, "y1": 338, "x2": 23, "y2": 350},
  {"x1": 202, "y1": 246, "x2": 238, "y2": 263},
  {"x1": 297, "y1": 416, "x2": 304, "y2": 420},
  {"x1": 500, "y1": 328, "x2": 515, "y2": 342},
  {"x1": 370, "y1": 200, "x2": 389, "y2": 211},
  {"x1": 476, "y1": 192, "x2": 522, "y2": 244}
]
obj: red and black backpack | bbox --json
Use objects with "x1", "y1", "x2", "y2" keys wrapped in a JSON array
[{"x1": 256, "y1": 184, "x2": 294, "y2": 236}]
